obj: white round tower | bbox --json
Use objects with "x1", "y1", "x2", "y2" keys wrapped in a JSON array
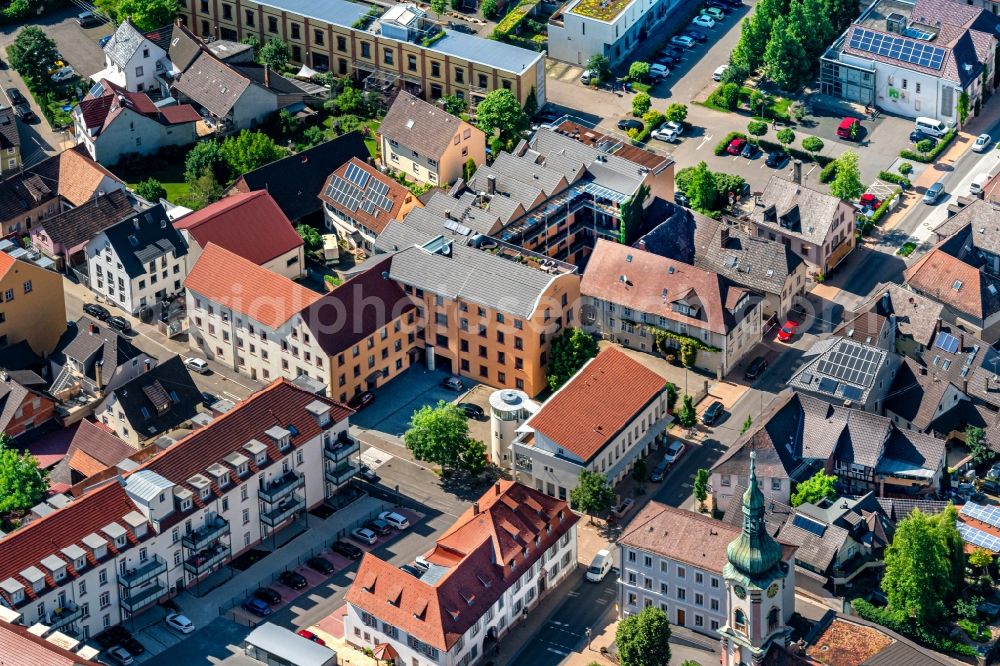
[{"x1": 488, "y1": 389, "x2": 536, "y2": 467}]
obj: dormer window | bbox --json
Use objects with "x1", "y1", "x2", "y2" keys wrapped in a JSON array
[
  {"x1": 534, "y1": 536, "x2": 540, "y2": 546},
  {"x1": 256, "y1": 452, "x2": 267, "y2": 466},
  {"x1": 306, "y1": 400, "x2": 332, "y2": 427},
  {"x1": 181, "y1": 498, "x2": 192, "y2": 511},
  {"x1": 266, "y1": 426, "x2": 292, "y2": 452},
  {"x1": 238, "y1": 462, "x2": 248, "y2": 476},
  {"x1": 75, "y1": 557, "x2": 86, "y2": 571},
  {"x1": 201, "y1": 487, "x2": 211, "y2": 501},
  {"x1": 115, "y1": 535, "x2": 126, "y2": 548},
  {"x1": 10, "y1": 588, "x2": 22, "y2": 603}
]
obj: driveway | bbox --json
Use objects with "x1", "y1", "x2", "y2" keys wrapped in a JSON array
[{"x1": 349, "y1": 365, "x2": 478, "y2": 436}]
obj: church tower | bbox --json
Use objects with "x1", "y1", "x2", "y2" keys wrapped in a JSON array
[{"x1": 719, "y1": 452, "x2": 793, "y2": 666}]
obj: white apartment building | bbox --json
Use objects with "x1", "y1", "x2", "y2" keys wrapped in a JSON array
[
  {"x1": 85, "y1": 205, "x2": 188, "y2": 315},
  {"x1": 344, "y1": 481, "x2": 578, "y2": 666},
  {"x1": 510, "y1": 347, "x2": 672, "y2": 501},
  {"x1": 548, "y1": 0, "x2": 681, "y2": 65},
  {"x1": 0, "y1": 381, "x2": 359, "y2": 641}
]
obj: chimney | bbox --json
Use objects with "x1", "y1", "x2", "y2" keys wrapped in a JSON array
[
  {"x1": 94, "y1": 360, "x2": 104, "y2": 394},
  {"x1": 792, "y1": 159, "x2": 803, "y2": 185},
  {"x1": 473, "y1": 502, "x2": 480, "y2": 515},
  {"x1": 264, "y1": 66, "x2": 270, "y2": 89},
  {"x1": 367, "y1": 156, "x2": 375, "y2": 167},
  {"x1": 964, "y1": 379, "x2": 969, "y2": 393},
  {"x1": 175, "y1": 17, "x2": 182, "y2": 26},
  {"x1": 638, "y1": 239, "x2": 646, "y2": 251},
  {"x1": 495, "y1": 481, "x2": 501, "y2": 495},
  {"x1": 720, "y1": 226, "x2": 730, "y2": 248},
  {"x1": 143, "y1": 359, "x2": 152, "y2": 372},
  {"x1": 881, "y1": 291, "x2": 890, "y2": 313},
  {"x1": 214, "y1": 24, "x2": 221, "y2": 40},
  {"x1": 444, "y1": 209, "x2": 451, "y2": 220},
  {"x1": 487, "y1": 174, "x2": 496, "y2": 195}
]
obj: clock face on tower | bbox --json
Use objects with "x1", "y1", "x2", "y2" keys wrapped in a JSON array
[
  {"x1": 734, "y1": 585, "x2": 746, "y2": 599},
  {"x1": 767, "y1": 583, "x2": 779, "y2": 598}
]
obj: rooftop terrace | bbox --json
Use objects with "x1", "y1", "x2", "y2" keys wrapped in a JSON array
[{"x1": 569, "y1": 0, "x2": 635, "y2": 21}]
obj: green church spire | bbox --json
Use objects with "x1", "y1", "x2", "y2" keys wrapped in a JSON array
[{"x1": 724, "y1": 452, "x2": 784, "y2": 587}]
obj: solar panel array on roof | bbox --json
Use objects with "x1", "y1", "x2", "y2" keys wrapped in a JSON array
[
  {"x1": 958, "y1": 522, "x2": 1000, "y2": 553},
  {"x1": 344, "y1": 161, "x2": 370, "y2": 188},
  {"x1": 816, "y1": 341, "x2": 878, "y2": 387},
  {"x1": 934, "y1": 331, "x2": 960, "y2": 354},
  {"x1": 792, "y1": 513, "x2": 827, "y2": 537},
  {"x1": 324, "y1": 168, "x2": 395, "y2": 216},
  {"x1": 849, "y1": 28, "x2": 945, "y2": 70},
  {"x1": 962, "y1": 502, "x2": 1000, "y2": 529},
  {"x1": 841, "y1": 384, "x2": 864, "y2": 401},
  {"x1": 818, "y1": 377, "x2": 839, "y2": 394}
]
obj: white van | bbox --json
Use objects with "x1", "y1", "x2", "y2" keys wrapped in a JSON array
[
  {"x1": 914, "y1": 116, "x2": 949, "y2": 137},
  {"x1": 586, "y1": 549, "x2": 613, "y2": 582},
  {"x1": 184, "y1": 357, "x2": 210, "y2": 374},
  {"x1": 713, "y1": 64, "x2": 728, "y2": 81},
  {"x1": 971, "y1": 172, "x2": 989, "y2": 197}
]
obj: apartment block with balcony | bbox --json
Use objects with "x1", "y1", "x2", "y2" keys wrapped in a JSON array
[
  {"x1": 0, "y1": 380, "x2": 354, "y2": 640},
  {"x1": 178, "y1": 0, "x2": 546, "y2": 110}
]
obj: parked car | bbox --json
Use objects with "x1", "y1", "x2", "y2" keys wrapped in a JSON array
[
  {"x1": 702, "y1": 400, "x2": 725, "y2": 425},
  {"x1": 670, "y1": 34, "x2": 696, "y2": 48},
  {"x1": 923, "y1": 181, "x2": 945, "y2": 204},
  {"x1": 836, "y1": 117, "x2": 860, "y2": 139},
  {"x1": 692, "y1": 13, "x2": 715, "y2": 27},
  {"x1": 307, "y1": 556, "x2": 335, "y2": 575},
  {"x1": 655, "y1": 52, "x2": 680, "y2": 66},
  {"x1": 664, "y1": 440, "x2": 685, "y2": 463},
  {"x1": 674, "y1": 192, "x2": 690, "y2": 207},
  {"x1": 660, "y1": 45, "x2": 685, "y2": 58},
  {"x1": 165, "y1": 613, "x2": 195, "y2": 634},
  {"x1": 200, "y1": 391, "x2": 218, "y2": 408},
  {"x1": 683, "y1": 28, "x2": 708, "y2": 41},
  {"x1": 83, "y1": 302, "x2": 111, "y2": 320},
  {"x1": 400, "y1": 563, "x2": 423, "y2": 577},
  {"x1": 713, "y1": 64, "x2": 728, "y2": 81},
  {"x1": 586, "y1": 549, "x2": 613, "y2": 582},
  {"x1": 352, "y1": 527, "x2": 378, "y2": 545},
  {"x1": 651, "y1": 125, "x2": 679, "y2": 142},
  {"x1": 99, "y1": 35, "x2": 112, "y2": 47},
  {"x1": 648, "y1": 63, "x2": 669, "y2": 79},
  {"x1": 365, "y1": 518, "x2": 392, "y2": 536},
  {"x1": 332, "y1": 539, "x2": 363, "y2": 559},
  {"x1": 726, "y1": 138, "x2": 747, "y2": 155},
  {"x1": 650, "y1": 456, "x2": 671, "y2": 482},
  {"x1": 94, "y1": 626, "x2": 132, "y2": 649},
  {"x1": 77, "y1": 11, "x2": 102, "y2": 26},
  {"x1": 858, "y1": 193, "x2": 882, "y2": 211},
  {"x1": 413, "y1": 555, "x2": 431, "y2": 572},
  {"x1": 347, "y1": 391, "x2": 374, "y2": 410},
  {"x1": 5, "y1": 87, "x2": 25, "y2": 105},
  {"x1": 297, "y1": 629, "x2": 326, "y2": 645},
  {"x1": 278, "y1": 570, "x2": 308, "y2": 590},
  {"x1": 776, "y1": 320, "x2": 799, "y2": 342},
  {"x1": 50, "y1": 66, "x2": 77, "y2": 83},
  {"x1": 457, "y1": 402, "x2": 484, "y2": 419},
  {"x1": 107, "y1": 315, "x2": 130, "y2": 333},
  {"x1": 765, "y1": 150, "x2": 789, "y2": 168},
  {"x1": 974, "y1": 133, "x2": 993, "y2": 153},
  {"x1": 617, "y1": 118, "x2": 643, "y2": 132},
  {"x1": 744, "y1": 356, "x2": 768, "y2": 380},
  {"x1": 107, "y1": 646, "x2": 134, "y2": 665},
  {"x1": 442, "y1": 376, "x2": 465, "y2": 391},
  {"x1": 184, "y1": 357, "x2": 210, "y2": 374},
  {"x1": 741, "y1": 142, "x2": 760, "y2": 159},
  {"x1": 909, "y1": 128, "x2": 934, "y2": 143},
  {"x1": 13, "y1": 102, "x2": 36, "y2": 123},
  {"x1": 243, "y1": 598, "x2": 272, "y2": 617},
  {"x1": 580, "y1": 69, "x2": 595, "y2": 85},
  {"x1": 253, "y1": 587, "x2": 282, "y2": 605},
  {"x1": 119, "y1": 636, "x2": 145, "y2": 656},
  {"x1": 612, "y1": 498, "x2": 635, "y2": 518},
  {"x1": 702, "y1": 6, "x2": 726, "y2": 19},
  {"x1": 358, "y1": 464, "x2": 380, "y2": 483},
  {"x1": 379, "y1": 511, "x2": 410, "y2": 529}
]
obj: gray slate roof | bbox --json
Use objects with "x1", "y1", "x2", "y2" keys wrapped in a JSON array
[
  {"x1": 751, "y1": 175, "x2": 847, "y2": 246},
  {"x1": 102, "y1": 204, "x2": 186, "y2": 279},
  {"x1": 173, "y1": 51, "x2": 251, "y2": 118},
  {"x1": 848, "y1": 283, "x2": 944, "y2": 348},
  {"x1": 693, "y1": 214, "x2": 803, "y2": 297},
  {"x1": 105, "y1": 20, "x2": 146, "y2": 69},
  {"x1": 380, "y1": 91, "x2": 474, "y2": 161}
]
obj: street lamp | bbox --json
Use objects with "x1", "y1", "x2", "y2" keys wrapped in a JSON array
[{"x1": 586, "y1": 627, "x2": 592, "y2": 650}]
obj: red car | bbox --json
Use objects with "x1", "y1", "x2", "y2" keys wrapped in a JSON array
[
  {"x1": 777, "y1": 320, "x2": 799, "y2": 342},
  {"x1": 836, "y1": 117, "x2": 860, "y2": 139},
  {"x1": 297, "y1": 629, "x2": 326, "y2": 646},
  {"x1": 726, "y1": 138, "x2": 747, "y2": 155},
  {"x1": 859, "y1": 193, "x2": 881, "y2": 210}
]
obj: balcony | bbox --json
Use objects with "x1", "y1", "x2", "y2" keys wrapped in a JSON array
[
  {"x1": 183, "y1": 542, "x2": 230, "y2": 576},
  {"x1": 119, "y1": 582, "x2": 166, "y2": 613},
  {"x1": 182, "y1": 516, "x2": 230, "y2": 550},
  {"x1": 258, "y1": 471, "x2": 305, "y2": 504},
  {"x1": 47, "y1": 602, "x2": 83, "y2": 630},
  {"x1": 324, "y1": 435, "x2": 360, "y2": 463},
  {"x1": 117, "y1": 555, "x2": 167, "y2": 588},
  {"x1": 261, "y1": 496, "x2": 305, "y2": 527},
  {"x1": 325, "y1": 461, "x2": 359, "y2": 486}
]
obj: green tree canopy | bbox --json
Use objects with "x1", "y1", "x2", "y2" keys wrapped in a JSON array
[
  {"x1": 916, "y1": 138, "x2": 935, "y2": 154},
  {"x1": 8, "y1": 26, "x2": 58, "y2": 88},
  {"x1": 546, "y1": 328, "x2": 598, "y2": 391},
  {"x1": 404, "y1": 400, "x2": 484, "y2": 474},
  {"x1": 184, "y1": 140, "x2": 229, "y2": 184},
  {"x1": 679, "y1": 395, "x2": 697, "y2": 428},
  {"x1": 747, "y1": 120, "x2": 768, "y2": 141},
  {"x1": 632, "y1": 459, "x2": 648, "y2": 484},
  {"x1": 829, "y1": 150, "x2": 864, "y2": 201},
  {"x1": 970, "y1": 547, "x2": 993, "y2": 573},
  {"x1": 135, "y1": 178, "x2": 167, "y2": 202},
  {"x1": 296, "y1": 224, "x2": 322, "y2": 252},
  {"x1": 694, "y1": 469, "x2": 709, "y2": 509},
  {"x1": 686, "y1": 161, "x2": 719, "y2": 214},
  {"x1": 96, "y1": 0, "x2": 179, "y2": 32},
  {"x1": 183, "y1": 168, "x2": 223, "y2": 209},
  {"x1": 632, "y1": 92, "x2": 651, "y2": 117},
  {"x1": 790, "y1": 470, "x2": 837, "y2": 506},
  {"x1": 242, "y1": 34, "x2": 262, "y2": 57},
  {"x1": 475, "y1": 89, "x2": 527, "y2": 145},
  {"x1": 480, "y1": 0, "x2": 499, "y2": 19},
  {"x1": 570, "y1": 470, "x2": 614, "y2": 521},
  {"x1": 801, "y1": 135, "x2": 824, "y2": 157},
  {"x1": 740, "y1": 414, "x2": 753, "y2": 434},
  {"x1": 616, "y1": 605, "x2": 672, "y2": 666},
  {"x1": 762, "y1": 16, "x2": 802, "y2": 90},
  {"x1": 335, "y1": 85, "x2": 365, "y2": 115},
  {"x1": 440, "y1": 94, "x2": 466, "y2": 116},
  {"x1": 776, "y1": 128, "x2": 795, "y2": 146},
  {"x1": 587, "y1": 54, "x2": 611, "y2": 81},
  {"x1": 966, "y1": 426, "x2": 993, "y2": 464},
  {"x1": 0, "y1": 435, "x2": 48, "y2": 526},
  {"x1": 220, "y1": 130, "x2": 283, "y2": 176},
  {"x1": 629, "y1": 61, "x2": 651, "y2": 81},
  {"x1": 665, "y1": 103, "x2": 688, "y2": 124},
  {"x1": 257, "y1": 38, "x2": 290, "y2": 71},
  {"x1": 431, "y1": 0, "x2": 447, "y2": 17}
]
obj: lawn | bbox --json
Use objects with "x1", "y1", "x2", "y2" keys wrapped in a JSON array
[
  {"x1": 702, "y1": 84, "x2": 793, "y2": 123},
  {"x1": 958, "y1": 619, "x2": 991, "y2": 642},
  {"x1": 321, "y1": 116, "x2": 379, "y2": 158},
  {"x1": 117, "y1": 160, "x2": 190, "y2": 202},
  {"x1": 896, "y1": 241, "x2": 917, "y2": 257}
]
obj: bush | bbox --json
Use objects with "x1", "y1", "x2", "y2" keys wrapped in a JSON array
[
  {"x1": 707, "y1": 82, "x2": 740, "y2": 111},
  {"x1": 714, "y1": 131, "x2": 747, "y2": 156},
  {"x1": 632, "y1": 92, "x2": 651, "y2": 116},
  {"x1": 878, "y1": 171, "x2": 911, "y2": 189},
  {"x1": 492, "y1": 0, "x2": 539, "y2": 40},
  {"x1": 851, "y1": 599, "x2": 979, "y2": 657},
  {"x1": 757, "y1": 139, "x2": 832, "y2": 166},
  {"x1": 819, "y1": 160, "x2": 839, "y2": 184},
  {"x1": 898, "y1": 162, "x2": 913, "y2": 175},
  {"x1": 900, "y1": 129, "x2": 957, "y2": 163}
]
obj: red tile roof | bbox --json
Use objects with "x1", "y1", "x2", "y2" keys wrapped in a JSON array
[
  {"x1": 904, "y1": 245, "x2": 991, "y2": 319},
  {"x1": 78, "y1": 79, "x2": 198, "y2": 134},
  {"x1": 345, "y1": 480, "x2": 577, "y2": 651},
  {"x1": 174, "y1": 191, "x2": 303, "y2": 265},
  {"x1": 317, "y1": 158, "x2": 414, "y2": 236},
  {"x1": 159, "y1": 104, "x2": 202, "y2": 124},
  {"x1": 184, "y1": 243, "x2": 323, "y2": 329},
  {"x1": 0, "y1": 251, "x2": 14, "y2": 279},
  {"x1": 525, "y1": 347, "x2": 667, "y2": 462},
  {"x1": 66, "y1": 420, "x2": 135, "y2": 477},
  {"x1": 0, "y1": 622, "x2": 90, "y2": 665}
]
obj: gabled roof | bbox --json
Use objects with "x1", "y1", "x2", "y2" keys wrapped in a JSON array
[
  {"x1": 318, "y1": 157, "x2": 415, "y2": 236},
  {"x1": 184, "y1": 243, "x2": 322, "y2": 329},
  {"x1": 619, "y1": 502, "x2": 740, "y2": 574},
  {"x1": 100, "y1": 204, "x2": 187, "y2": 279},
  {"x1": 712, "y1": 391, "x2": 808, "y2": 480},
  {"x1": 104, "y1": 20, "x2": 149, "y2": 69},
  {"x1": 174, "y1": 190, "x2": 302, "y2": 265},
  {"x1": 66, "y1": 420, "x2": 135, "y2": 478},
  {"x1": 0, "y1": 621, "x2": 92, "y2": 665},
  {"x1": 77, "y1": 79, "x2": 201, "y2": 135},
  {"x1": 52, "y1": 316, "x2": 149, "y2": 387},
  {"x1": 751, "y1": 176, "x2": 849, "y2": 246},
  {"x1": 96, "y1": 356, "x2": 200, "y2": 439},
  {"x1": 0, "y1": 108, "x2": 18, "y2": 153},
  {"x1": 523, "y1": 347, "x2": 666, "y2": 462},
  {"x1": 172, "y1": 50, "x2": 251, "y2": 118},
  {"x1": 0, "y1": 374, "x2": 51, "y2": 435},
  {"x1": 229, "y1": 133, "x2": 369, "y2": 221},
  {"x1": 379, "y1": 91, "x2": 481, "y2": 161},
  {"x1": 346, "y1": 481, "x2": 576, "y2": 652},
  {"x1": 37, "y1": 189, "x2": 134, "y2": 252},
  {"x1": 145, "y1": 21, "x2": 203, "y2": 73}
]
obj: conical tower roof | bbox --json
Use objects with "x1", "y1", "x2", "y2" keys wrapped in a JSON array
[{"x1": 724, "y1": 452, "x2": 784, "y2": 587}]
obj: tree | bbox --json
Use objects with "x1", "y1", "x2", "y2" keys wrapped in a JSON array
[
  {"x1": 404, "y1": 401, "x2": 481, "y2": 473},
  {"x1": 135, "y1": 178, "x2": 167, "y2": 202},
  {"x1": 916, "y1": 138, "x2": 934, "y2": 155},
  {"x1": 632, "y1": 459, "x2": 648, "y2": 485},
  {"x1": 801, "y1": 135, "x2": 824, "y2": 160},
  {"x1": 822, "y1": 0, "x2": 859, "y2": 33},
  {"x1": 616, "y1": 605, "x2": 671, "y2": 666},
  {"x1": 450, "y1": 0, "x2": 462, "y2": 9},
  {"x1": 220, "y1": 130, "x2": 283, "y2": 175},
  {"x1": 463, "y1": 157, "x2": 478, "y2": 182},
  {"x1": 790, "y1": 470, "x2": 837, "y2": 506},
  {"x1": 679, "y1": 395, "x2": 697, "y2": 428},
  {"x1": 970, "y1": 547, "x2": 993, "y2": 576},
  {"x1": 302, "y1": 125, "x2": 326, "y2": 147},
  {"x1": 931, "y1": 504, "x2": 966, "y2": 596},
  {"x1": 632, "y1": 92, "x2": 651, "y2": 117},
  {"x1": 258, "y1": 38, "x2": 290, "y2": 71},
  {"x1": 0, "y1": 435, "x2": 48, "y2": 525},
  {"x1": 296, "y1": 224, "x2": 322, "y2": 252},
  {"x1": 335, "y1": 85, "x2": 365, "y2": 114},
  {"x1": 440, "y1": 94, "x2": 466, "y2": 116},
  {"x1": 96, "y1": 0, "x2": 179, "y2": 32},
  {"x1": 8, "y1": 27, "x2": 58, "y2": 87},
  {"x1": 480, "y1": 0, "x2": 499, "y2": 19},
  {"x1": 546, "y1": 328, "x2": 598, "y2": 390},
  {"x1": 665, "y1": 103, "x2": 688, "y2": 124},
  {"x1": 882, "y1": 508, "x2": 958, "y2": 625},
  {"x1": 431, "y1": 0, "x2": 447, "y2": 18},
  {"x1": 717, "y1": 82, "x2": 740, "y2": 110},
  {"x1": 184, "y1": 140, "x2": 229, "y2": 184},
  {"x1": 628, "y1": 61, "x2": 651, "y2": 82},
  {"x1": 694, "y1": 469, "x2": 709, "y2": 511},
  {"x1": 184, "y1": 168, "x2": 223, "y2": 209},
  {"x1": 242, "y1": 34, "x2": 262, "y2": 58},
  {"x1": 762, "y1": 16, "x2": 802, "y2": 90},
  {"x1": 570, "y1": 470, "x2": 614, "y2": 522},
  {"x1": 686, "y1": 161, "x2": 718, "y2": 215},
  {"x1": 966, "y1": 426, "x2": 993, "y2": 464},
  {"x1": 666, "y1": 383, "x2": 679, "y2": 413},
  {"x1": 458, "y1": 438, "x2": 487, "y2": 477},
  {"x1": 587, "y1": 54, "x2": 611, "y2": 82},
  {"x1": 776, "y1": 128, "x2": 795, "y2": 147},
  {"x1": 475, "y1": 89, "x2": 527, "y2": 146},
  {"x1": 618, "y1": 184, "x2": 648, "y2": 245},
  {"x1": 829, "y1": 151, "x2": 864, "y2": 201},
  {"x1": 740, "y1": 415, "x2": 753, "y2": 434},
  {"x1": 747, "y1": 120, "x2": 768, "y2": 143}
]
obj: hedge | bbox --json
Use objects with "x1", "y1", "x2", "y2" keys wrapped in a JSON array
[
  {"x1": 899, "y1": 129, "x2": 957, "y2": 163},
  {"x1": 850, "y1": 599, "x2": 978, "y2": 658},
  {"x1": 878, "y1": 171, "x2": 911, "y2": 189},
  {"x1": 714, "y1": 131, "x2": 747, "y2": 156},
  {"x1": 819, "y1": 160, "x2": 839, "y2": 183},
  {"x1": 757, "y1": 138, "x2": 833, "y2": 166},
  {"x1": 631, "y1": 110, "x2": 664, "y2": 145},
  {"x1": 492, "y1": 0, "x2": 540, "y2": 40}
]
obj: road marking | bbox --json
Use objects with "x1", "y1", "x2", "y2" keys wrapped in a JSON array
[
  {"x1": 545, "y1": 646, "x2": 570, "y2": 656},
  {"x1": 697, "y1": 135, "x2": 712, "y2": 150},
  {"x1": 223, "y1": 391, "x2": 242, "y2": 401},
  {"x1": 361, "y1": 447, "x2": 393, "y2": 469},
  {"x1": 806, "y1": 164, "x2": 818, "y2": 176}
]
